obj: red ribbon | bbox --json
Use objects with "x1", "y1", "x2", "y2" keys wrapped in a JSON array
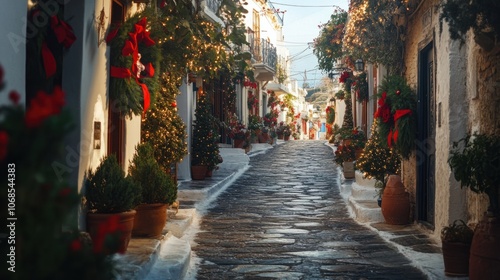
[
  {"x1": 394, "y1": 109, "x2": 412, "y2": 122},
  {"x1": 388, "y1": 109, "x2": 412, "y2": 146},
  {"x1": 51, "y1": 16, "x2": 76, "y2": 48},
  {"x1": 40, "y1": 16, "x2": 76, "y2": 78},
  {"x1": 110, "y1": 66, "x2": 132, "y2": 78},
  {"x1": 106, "y1": 27, "x2": 120, "y2": 43},
  {"x1": 42, "y1": 42, "x2": 56, "y2": 78}
]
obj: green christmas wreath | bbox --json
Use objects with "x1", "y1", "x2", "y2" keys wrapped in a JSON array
[
  {"x1": 374, "y1": 75, "x2": 417, "y2": 159},
  {"x1": 107, "y1": 15, "x2": 161, "y2": 117}
]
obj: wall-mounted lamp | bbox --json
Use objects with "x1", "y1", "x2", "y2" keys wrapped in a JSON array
[
  {"x1": 94, "y1": 121, "x2": 101, "y2": 149},
  {"x1": 355, "y1": 59, "x2": 365, "y2": 71}
]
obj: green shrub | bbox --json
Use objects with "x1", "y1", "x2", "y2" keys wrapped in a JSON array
[
  {"x1": 441, "y1": 220, "x2": 474, "y2": 243},
  {"x1": 129, "y1": 142, "x2": 177, "y2": 204},
  {"x1": 85, "y1": 155, "x2": 141, "y2": 213}
]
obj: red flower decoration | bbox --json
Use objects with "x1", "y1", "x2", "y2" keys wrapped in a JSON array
[
  {"x1": 25, "y1": 86, "x2": 65, "y2": 128},
  {"x1": 171, "y1": 102, "x2": 177, "y2": 108},
  {"x1": 339, "y1": 71, "x2": 350, "y2": 83},
  {"x1": 0, "y1": 131, "x2": 8, "y2": 161},
  {"x1": 9, "y1": 91, "x2": 20, "y2": 105},
  {"x1": 70, "y1": 239, "x2": 82, "y2": 252},
  {"x1": 396, "y1": 89, "x2": 401, "y2": 95}
]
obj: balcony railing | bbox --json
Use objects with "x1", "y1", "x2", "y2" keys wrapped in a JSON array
[
  {"x1": 261, "y1": 39, "x2": 277, "y2": 69},
  {"x1": 245, "y1": 30, "x2": 277, "y2": 71}
]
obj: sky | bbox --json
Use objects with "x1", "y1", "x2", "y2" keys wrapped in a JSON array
[{"x1": 270, "y1": 0, "x2": 350, "y2": 89}]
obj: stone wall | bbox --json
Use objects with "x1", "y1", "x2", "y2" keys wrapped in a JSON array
[
  {"x1": 402, "y1": 0, "x2": 500, "y2": 237},
  {"x1": 401, "y1": 0, "x2": 438, "y2": 235},
  {"x1": 466, "y1": 38, "x2": 500, "y2": 224}
]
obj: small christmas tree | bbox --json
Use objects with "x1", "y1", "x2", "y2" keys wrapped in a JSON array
[
  {"x1": 356, "y1": 119, "x2": 401, "y2": 193},
  {"x1": 142, "y1": 78, "x2": 187, "y2": 173},
  {"x1": 341, "y1": 91, "x2": 354, "y2": 130},
  {"x1": 191, "y1": 94, "x2": 221, "y2": 169}
]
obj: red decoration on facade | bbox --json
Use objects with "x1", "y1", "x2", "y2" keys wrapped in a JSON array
[{"x1": 107, "y1": 17, "x2": 156, "y2": 112}]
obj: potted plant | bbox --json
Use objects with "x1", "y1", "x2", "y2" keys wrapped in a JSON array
[
  {"x1": 128, "y1": 142, "x2": 177, "y2": 238},
  {"x1": 191, "y1": 95, "x2": 215, "y2": 180},
  {"x1": 441, "y1": 220, "x2": 474, "y2": 276},
  {"x1": 276, "y1": 121, "x2": 285, "y2": 139},
  {"x1": 85, "y1": 155, "x2": 141, "y2": 253},
  {"x1": 283, "y1": 124, "x2": 292, "y2": 141},
  {"x1": 248, "y1": 114, "x2": 263, "y2": 143},
  {"x1": 259, "y1": 126, "x2": 270, "y2": 143},
  {"x1": 228, "y1": 122, "x2": 247, "y2": 148},
  {"x1": 448, "y1": 132, "x2": 500, "y2": 278},
  {"x1": 334, "y1": 143, "x2": 356, "y2": 179}
]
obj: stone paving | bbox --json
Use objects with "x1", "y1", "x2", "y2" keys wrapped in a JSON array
[{"x1": 191, "y1": 141, "x2": 428, "y2": 279}]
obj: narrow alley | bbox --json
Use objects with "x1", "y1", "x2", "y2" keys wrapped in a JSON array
[{"x1": 189, "y1": 141, "x2": 427, "y2": 279}]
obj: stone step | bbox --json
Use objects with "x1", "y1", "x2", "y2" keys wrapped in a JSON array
[
  {"x1": 351, "y1": 182, "x2": 379, "y2": 201},
  {"x1": 144, "y1": 233, "x2": 191, "y2": 280},
  {"x1": 348, "y1": 197, "x2": 384, "y2": 223}
]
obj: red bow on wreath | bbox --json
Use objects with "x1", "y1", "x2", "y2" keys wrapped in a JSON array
[
  {"x1": 106, "y1": 17, "x2": 155, "y2": 113},
  {"x1": 387, "y1": 109, "x2": 412, "y2": 147}
]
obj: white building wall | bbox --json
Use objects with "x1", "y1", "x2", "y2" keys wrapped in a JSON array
[{"x1": 0, "y1": 1, "x2": 27, "y2": 105}]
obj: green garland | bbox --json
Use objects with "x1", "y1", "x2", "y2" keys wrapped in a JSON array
[
  {"x1": 375, "y1": 75, "x2": 417, "y2": 159},
  {"x1": 108, "y1": 13, "x2": 161, "y2": 117}
]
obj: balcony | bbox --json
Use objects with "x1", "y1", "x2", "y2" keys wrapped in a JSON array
[
  {"x1": 200, "y1": 0, "x2": 224, "y2": 26},
  {"x1": 246, "y1": 31, "x2": 277, "y2": 82}
]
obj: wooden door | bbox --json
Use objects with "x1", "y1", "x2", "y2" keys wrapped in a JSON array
[{"x1": 417, "y1": 42, "x2": 436, "y2": 227}]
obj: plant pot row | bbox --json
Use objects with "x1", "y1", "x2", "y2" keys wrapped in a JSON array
[
  {"x1": 87, "y1": 203, "x2": 168, "y2": 253},
  {"x1": 85, "y1": 142, "x2": 178, "y2": 254}
]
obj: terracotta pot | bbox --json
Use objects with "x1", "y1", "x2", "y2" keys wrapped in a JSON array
[
  {"x1": 191, "y1": 165, "x2": 207, "y2": 180},
  {"x1": 284, "y1": 135, "x2": 290, "y2": 141},
  {"x1": 132, "y1": 203, "x2": 167, "y2": 238},
  {"x1": 442, "y1": 241, "x2": 471, "y2": 277},
  {"x1": 258, "y1": 133, "x2": 269, "y2": 143},
  {"x1": 206, "y1": 169, "x2": 213, "y2": 177},
  {"x1": 277, "y1": 133, "x2": 284, "y2": 140},
  {"x1": 469, "y1": 215, "x2": 500, "y2": 280},
  {"x1": 87, "y1": 210, "x2": 136, "y2": 253},
  {"x1": 233, "y1": 138, "x2": 245, "y2": 148},
  {"x1": 381, "y1": 175, "x2": 410, "y2": 225}
]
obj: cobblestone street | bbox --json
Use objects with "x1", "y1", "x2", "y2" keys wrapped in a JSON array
[{"x1": 191, "y1": 141, "x2": 427, "y2": 279}]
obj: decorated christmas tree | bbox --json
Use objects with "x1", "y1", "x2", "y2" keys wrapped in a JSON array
[
  {"x1": 356, "y1": 119, "x2": 401, "y2": 188},
  {"x1": 142, "y1": 77, "x2": 188, "y2": 174},
  {"x1": 191, "y1": 94, "x2": 221, "y2": 170}
]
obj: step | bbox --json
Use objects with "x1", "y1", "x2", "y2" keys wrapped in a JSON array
[
  {"x1": 114, "y1": 238, "x2": 163, "y2": 280},
  {"x1": 348, "y1": 197, "x2": 384, "y2": 223},
  {"x1": 351, "y1": 182, "x2": 379, "y2": 201},
  {"x1": 144, "y1": 233, "x2": 191, "y2": 280},
  {"x1": 164, "y1": 208, "x2": 196, "y2": 238}
]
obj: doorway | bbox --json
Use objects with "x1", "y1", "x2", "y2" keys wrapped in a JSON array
[
  {"x1": 416, "y1": 42, "x2": 435, "y2": 227},
  {"x1": 107, "y1": 0, "x2": 126, "y2": 166}
]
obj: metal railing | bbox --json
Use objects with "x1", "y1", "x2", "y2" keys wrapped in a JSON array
[{"x1": 245, "y1": 29, "x2": 277, "y2": 71}]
